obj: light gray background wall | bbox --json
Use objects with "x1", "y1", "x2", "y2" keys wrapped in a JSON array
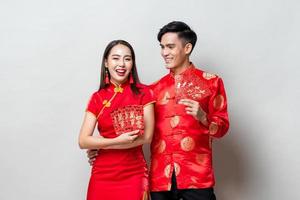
[{"x1": 1, "y1": 0, "x2": 299, "y2": 199}]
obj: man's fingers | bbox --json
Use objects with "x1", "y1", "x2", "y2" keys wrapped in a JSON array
[
  {"x1": 178, "y1": 101, "x2": 192, "y2": 107},
  {"x1": 88, "y1": 153, "x2": 97, "y2": 159},
  {"x1": 86, "y1": 149, "x2": 98, "y2": 158},
  {"x1": 86, "y1": 149, "x2": 98, "y2": 154},
  {"x1": 179, "y1": 98, "x2": 197, "y2": 104},
  {"x1": 88, "y1": 160, "x2": 94, "y2": 166},
  {"x1": 178, "y1": 99, "x2": 197, "y2": 107},
  {"x1": 185, "y1": 107, "x2": 196, "y2": 112}
]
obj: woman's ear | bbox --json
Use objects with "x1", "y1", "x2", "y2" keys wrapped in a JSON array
[{"x1": 104, "y1": 59, "x2": 108, "y2": 68}]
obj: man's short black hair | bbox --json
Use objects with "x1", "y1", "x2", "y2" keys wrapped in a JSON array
[{"x1": 157, "y1": 21, "x2": 197, "y2": 52}]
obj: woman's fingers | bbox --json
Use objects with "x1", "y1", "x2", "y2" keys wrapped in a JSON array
[{"x1": 127, "y1": 130, "x2": 140, "y2": 136}]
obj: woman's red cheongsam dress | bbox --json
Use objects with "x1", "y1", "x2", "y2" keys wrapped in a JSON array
[{"x1": 86, "y1": 81, "x2": 155, "y2": 200}]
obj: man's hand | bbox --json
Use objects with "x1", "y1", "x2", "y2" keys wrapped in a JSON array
[
  {"x1": 86, "y1": 149, "x2": 98, "y2": 166},
  {"x1": 178, "y1": 99, "x2": 208, "y2": 126}
]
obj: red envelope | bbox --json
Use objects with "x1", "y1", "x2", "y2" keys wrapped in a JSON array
[
  {"x1": 175, "y1": 72, "x2": 211, "y2": 102},
  {"x1": 110, "y1": 105, "x2": 144, "y2": 135}
]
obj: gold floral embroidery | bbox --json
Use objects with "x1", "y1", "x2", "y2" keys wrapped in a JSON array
[
  {"x1": 174, "y1": 162, "x2": 181, "y2": 176},
  {"x1": 202, "y1": 72, "x2": 216, "y2": 80},
  {"x1": 180, "y1": 136, "x2": 195, "y2": 151},
  {"x1": 209, "y1": 122, "x2": 218, "y2": 135},
  {"x1": 155, "y1": 139, "x2": 166, "y2": 154},
  {"x1": 160, "y1": 91, "x2": 170, "y2": 105},
  {"x1": 196, "y1": 154, "x2": 206, "y2": 164},
  {"x1": 164, "y1": 164, "x2": 171, "y2": 178},
  {"x1": 167, "y1": 183, "x2": 172, "y2": 190},
  {"x1": 195, "y1": 154, "x2": 210, "y2": 167},
  {"x1": 170, "y1": 115, "x2": 180, "y2": 128},
  {"x1": 213, "y1": 94, "x2": 225, "y2": 110}
]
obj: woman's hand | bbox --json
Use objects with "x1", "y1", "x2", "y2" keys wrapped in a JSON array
[{"x1": 115, "y1": 130, "x2": 140, "y2": 144}]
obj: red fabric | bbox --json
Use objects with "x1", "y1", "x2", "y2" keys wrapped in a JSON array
[
  {"x1": 86, "y1": 81, "x2": 155, "y2": 200},
  {"x1": 149, "y1": 64, "x2": 229, "y2": 191}
]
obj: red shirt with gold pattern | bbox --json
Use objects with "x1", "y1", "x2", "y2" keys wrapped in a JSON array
[{"x1": 149, "y1": 64, "x2": 229, "y2": 191}]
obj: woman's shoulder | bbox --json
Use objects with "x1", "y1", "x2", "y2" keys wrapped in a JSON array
[
  {"x1": 89, "y1": 89, "x2": 106, "y2": 100},
  {"x1": 136, "y1": 83, "x2": 153, "y2": 95},
  {"x1": 136, "y1": 83, "x2": 150, "y2": 89}
]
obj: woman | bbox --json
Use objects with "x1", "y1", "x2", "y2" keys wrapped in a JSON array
[{"x1": 78, "y1": 40, "x2": 155, "y2": 200}]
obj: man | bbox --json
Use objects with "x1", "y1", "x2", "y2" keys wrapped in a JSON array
[{"x1": 88, "y1": 21, "x2": 229, "y2": 200}]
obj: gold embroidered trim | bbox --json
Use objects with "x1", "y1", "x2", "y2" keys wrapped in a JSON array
[
  {"x1": 114, "y1": 86, "x2": 123, "y2": 93},
  {"x1": 97, "y1": 92, "x2": 118, "y2": 118},
  {"x1": 102, "y1": 100, "x2": 111, "y2": 107}
]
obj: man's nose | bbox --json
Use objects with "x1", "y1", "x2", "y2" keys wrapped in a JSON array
[{"x1": 161, "y1": 48, "x2": 169, "y2": 56}]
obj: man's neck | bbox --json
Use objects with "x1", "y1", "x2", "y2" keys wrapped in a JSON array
[{"x1": 171, "y1": 59, "x2": 191, "y2": 75}]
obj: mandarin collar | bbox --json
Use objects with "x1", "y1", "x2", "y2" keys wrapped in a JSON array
[
  {"x1": 108, "y1": 80, "x2": 130, "y2": 93},
  {"x1": 169, "y1": 63, "x2": 195, "y2": 78}
]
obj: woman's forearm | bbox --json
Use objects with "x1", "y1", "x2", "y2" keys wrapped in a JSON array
[
  {"x1": 79, "y1": 135, "x2": 121, "y2": 149},
  {"x1": 104, "y1": 133, "x2": 152, "y2": 150}
]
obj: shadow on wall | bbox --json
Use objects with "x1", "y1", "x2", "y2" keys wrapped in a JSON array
[{"x1": 213, "y1": 132, "x2": 246, "y2": 200}]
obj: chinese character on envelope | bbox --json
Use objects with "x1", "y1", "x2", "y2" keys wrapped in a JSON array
[{"x1": 110, "y1": 105, "x2": 144, "y2": 135}]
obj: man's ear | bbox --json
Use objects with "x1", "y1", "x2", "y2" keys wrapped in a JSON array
[{"x1": 185, "y1": 43, "x2": 193, "y2": 55}]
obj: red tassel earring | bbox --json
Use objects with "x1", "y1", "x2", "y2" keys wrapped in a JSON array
[
  {"x1": 105, "y1": 68, "x2": 110, "y2": 84},
  {"x1": 129, "y1": 73, "x2": 134, "y2": 84}
]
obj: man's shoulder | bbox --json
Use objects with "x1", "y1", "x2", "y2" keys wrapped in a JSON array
[
  {"x1": 149, "y1": 73, "x2": 169, "y2": 88},
  {"x1": 136, "y1": 83, "x2": 153, "y2": 94},
  {"x1": 193, "y1": 66, "x2": 220, "y2": 81}
]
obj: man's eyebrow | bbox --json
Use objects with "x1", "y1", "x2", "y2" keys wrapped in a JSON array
[{"x1": 160, "y1": 43, "x2": 175, "y2": 47}]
